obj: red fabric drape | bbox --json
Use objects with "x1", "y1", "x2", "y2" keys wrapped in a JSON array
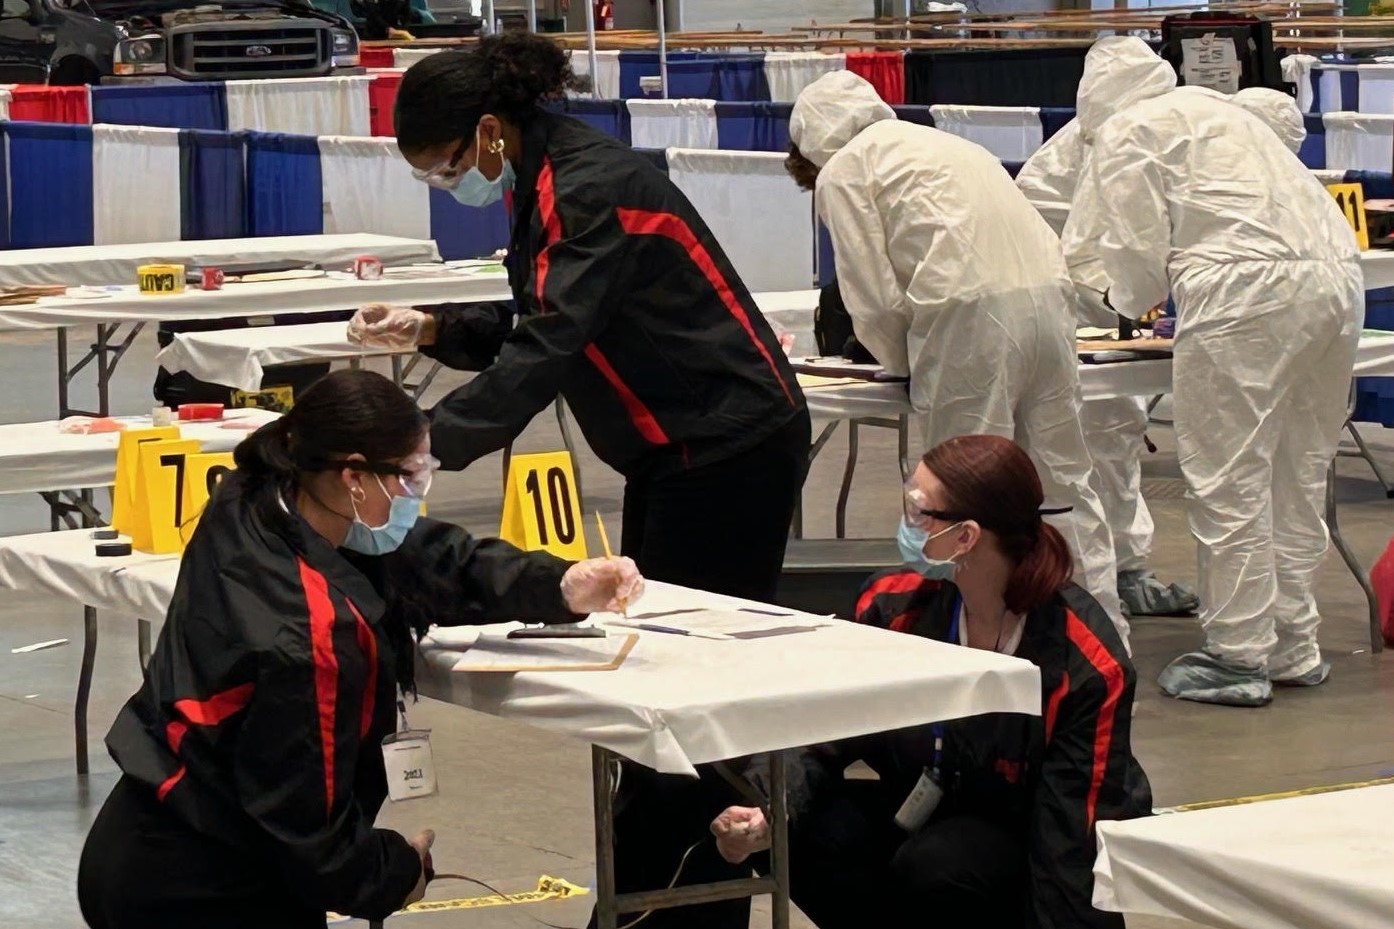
[
  {"x1": 8, "y1": 85, "x2": 90, "y2": 124},
  {"x1": 369, "y1": 72, "x2": 403, "y2": 137},
  {"x1": 360, "y1": 47, "x2": 396, "y2": 68},
  {"x1": 845, "y1": 52, "x2": 905, "y2": 106}
]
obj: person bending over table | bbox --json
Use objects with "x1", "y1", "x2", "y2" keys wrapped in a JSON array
[
  {"x1": 712, "y1": 435, "x2": 1151, "y2": 929},
  {"x1": 78, "y1": 370, "x2": 641, "y2": 929}
]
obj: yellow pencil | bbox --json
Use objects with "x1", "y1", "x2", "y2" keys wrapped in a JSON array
[{"x1": 595, "y1": 513, "x2": 627, "y2": 616}]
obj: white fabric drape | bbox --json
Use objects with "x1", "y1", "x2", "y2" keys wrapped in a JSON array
[
  {"x1": 1282, "y1": 54, "x2": 1319, "y2": 112},
  {"x1": 930, "y1": 105, "x2": 1044, "y2": 161},
  {"x1": 1358, "y1": 67, "x2": 1394, "y2": 115},
  {"x1": 627, "y1": 99, "x2": 719, "y2": 150},
  {"x1": 316, "y1": 135, "x2": 431, "y2": 240},
  {"x1": 666, "y1": 149, "x2": 814, "y2": 293},
  {"x1": 1324, "y1": 112, "x2": 1394, "y2": 171},
  {"x1": 0, "y1": 87, "x2": 10, "y2": 121},
  {"x1": 225, "y1": 76, "x2": 372, "y2": 137},
  {"x1": 91, "y1": 124, "x2": 183, "y2": 247},
  {"x1": 567, "y1": 49, "x2": 622, "y2": 100},
  {"x1": 763, "y1": 52, "x2": 847, "y2": 104},
  {"x1": 393, "y1": 47, "x2": 443, "y2": 69}
]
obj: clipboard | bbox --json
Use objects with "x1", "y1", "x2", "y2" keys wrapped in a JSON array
[{"x1": 452, "y1": 633, "x2": 638, "y2": 673}]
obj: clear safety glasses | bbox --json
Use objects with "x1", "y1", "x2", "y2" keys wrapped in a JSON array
[
  {"x1": 903, "y1": 483, "x2": 969, "y2": 531},
  {"x1": 398, "y1": 453, "x2": 441, "y2": 499},
  {"x1": 411, "y1": 138, "x2": 470, "y2": 191}
]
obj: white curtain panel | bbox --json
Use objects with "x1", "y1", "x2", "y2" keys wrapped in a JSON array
[
  {"x1": 763, "y1": 52, "x2": 847, "y2": 104},
  {"x1": 1283, "y1": 54, "x2": 1318, "y2": 113},
  {"x1": 666, "y1": 149, "x2": 814, "y2": 293},
  {"x1": 226, "y1": 76, "x2": 373, "y2": 137},
  {"x1": 317, "y1": 135, "x2": 431, "y2": 240},
  {"x1": 1324, "y1": 112, "x2": 1394, "y2": 171},
  {"x1": 567, "y1": 49, "x2": 622, "y2": 100},
  {"x1": 627, "y1": 99, "x2": 719, "y2": 150},
  {"x1": 0, "y1": 87, "x2": 10, "y2": 121},
  {"x1": 92, "y1": 124, "x2": 183, "y2": 246},
  {"x1": 930, "y1": 105, "x2": 1044, "y2": 162},
  {"x1": 1358, "y1": 67, "x2": 1394, "y2": 115},
  {"x1": 394, "y1": 47, "x2": 444, "y2": 70}
]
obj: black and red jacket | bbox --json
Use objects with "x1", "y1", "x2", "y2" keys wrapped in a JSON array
[
  {"x1": 785, "y1": 570, "x2": 1152, "y2": 929},
  {"x1": 423, "y1": 110, "x2": 808, "y2": 478},
  {"x1": 104, "y1": 472, "x2": 580, "y2": 920}
]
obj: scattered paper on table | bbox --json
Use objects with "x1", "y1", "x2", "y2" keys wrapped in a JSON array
[
  {"x1": 451, "y1": 633, "x2": 637, "y2": 672},
  {"x1": 607, "y1": 609, "x2": 829, "y2": 640},
  {"x1": 12, "y1": 639, "x2": 68, "y2": 654},
  {"x1": 797, "y1": 375, "x2": 871, "y2": 389}
]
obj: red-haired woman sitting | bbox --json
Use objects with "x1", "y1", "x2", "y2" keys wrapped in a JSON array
[{"x1": 712, "y1": 434, "x2": 1151, "y2": 929}]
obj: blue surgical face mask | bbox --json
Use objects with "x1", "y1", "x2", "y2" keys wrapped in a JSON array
[
  {"x1": 343, "y1": 475, "x2": 420, "y2": 556},
  {"x1": 450, "y1": 146, "x2": 516, "y2": 207},
  {"x1": 897, "y1": 517, "x2": 965, "y2": 581}
]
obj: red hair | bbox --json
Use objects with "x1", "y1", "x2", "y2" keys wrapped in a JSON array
[{"x1": 921, "y1": 435, "x2": 1074, "y2": 614}]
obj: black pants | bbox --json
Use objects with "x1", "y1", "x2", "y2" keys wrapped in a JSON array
[
  {"x1": 783, "y1": 780, "x2": 1028, "y2": 929},
  {"x1": 596, "y1": 416, "x2": 811, "y2": 929},
  {"x1": 622, "y1": 413, "x2": 810, "y2": 602},
  {"x1": 78, "y1": 776, "x2": 321, "y2": 929}
]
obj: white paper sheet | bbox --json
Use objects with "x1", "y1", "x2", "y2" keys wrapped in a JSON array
[{"x1": 450, "y1": 633, "x2": 637, "y2": 672}]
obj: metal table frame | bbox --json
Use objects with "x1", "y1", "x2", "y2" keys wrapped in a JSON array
[{"x1": 590, "y1": 746, "x2": 791, "y2": 929}]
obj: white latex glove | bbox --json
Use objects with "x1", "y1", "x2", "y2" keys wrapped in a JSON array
[
  {"x1": 347, "y1": 304, "x2": 426, "y2": 349},
  {"x1": 561, "y1": 557, "x2": 644, "y2": 614},
  {"x1": 710, "y1": 806, "x2": 770, "y2": 864}
]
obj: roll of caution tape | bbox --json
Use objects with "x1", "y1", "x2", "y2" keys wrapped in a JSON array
[{"x1": 137, "y1": 264, "x2": 186, "y2": 296}]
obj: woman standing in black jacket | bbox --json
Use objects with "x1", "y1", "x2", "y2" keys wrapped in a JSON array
[
  {"x1": 713, "y1": 435, "x2": 1151, "y2": 929},
  {"x1": 78, "y1": 370, "x2": 641, "y2": 929},
  {"x1": 348, "y1": 33, "x2": 810, "y2": 606}
]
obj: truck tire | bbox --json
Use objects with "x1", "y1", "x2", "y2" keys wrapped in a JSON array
[{"x1": 49, "y1": 57, "x2": 102, "y2": 87}]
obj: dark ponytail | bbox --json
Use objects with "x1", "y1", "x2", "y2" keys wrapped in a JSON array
[
  {"x1": 394, "y1": 33, "x2": 583, "y2": 154},
  {"x1": 233, "y1": 369, "x2": 428, "y2": 519},
  {"x1": 921, "y1": 435, "x2": 1075, "y2": 614}
]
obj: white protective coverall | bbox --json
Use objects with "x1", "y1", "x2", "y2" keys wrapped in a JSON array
[
  {"x1": 790, "y1": 70, "x2": 1126, "y2": 640},
  {"x1": 1016, "y1": 42, "x2": 1196, "y2": 618},
  {"x1": 1063, "y1": 44, "x2": 1363, "y2": 704}
]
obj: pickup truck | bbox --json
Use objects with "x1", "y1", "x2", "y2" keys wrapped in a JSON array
[{"x1": 0, "y1": 0, "x2": 360, "y2": 84}]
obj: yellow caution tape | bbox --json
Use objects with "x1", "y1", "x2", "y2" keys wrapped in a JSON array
[
  {"x1": 1156, "y1": 775, "x2": 1394, "y2": 814},
  {"x1": 328, "y1": 875, "x2": 589, "y2": 922},
  {"x1": 137, "y1": 263, "x2": 185, "y2": 295}
]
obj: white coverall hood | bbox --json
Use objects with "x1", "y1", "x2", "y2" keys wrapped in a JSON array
[
  {"x1": 789, "y1": 70, "x2": 896, "y2": 168},
  {"x1": 1232, "y1": 87, "x2": 1307, "y2": 152},
  {"x1": 1076, "y1": 37, "x2": 1177, "y2": 144}
]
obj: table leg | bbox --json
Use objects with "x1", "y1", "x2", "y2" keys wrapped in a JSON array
[
  {"x1": 138, "y1": 620, "x2": 152, "y2": 668},
  {"x1": 768, "y1": 751, "x2": 792, "y2": 929},
  {"x1": 592, "y1": 745, "x2": 620, "y2": 929},
  {"x1": 1326, "y1": 460, "x2": 1384, "y2": 653},
  {"x1": 555, "y1": 398, "x2": 585, "y2": 507},
  {"x1": 897, "y1": 414, "x2": 910, "y2": 479},
  {"x1": 75, "y1": 606, "x2": 98, "y2": 777},
  {"x1": 1342, "y1": 419, "x2": 1394, "y2": 499},
  {"x1": 390, "y1": 355, "x2": 404, "y2": 388},
  {"x1": 836, "y1": 422, "x2": 860, "y2": 539}
]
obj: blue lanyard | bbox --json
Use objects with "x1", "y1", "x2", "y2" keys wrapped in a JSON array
[{"x1": 928, "y1": 596, "x2": 963, "y2": 776}]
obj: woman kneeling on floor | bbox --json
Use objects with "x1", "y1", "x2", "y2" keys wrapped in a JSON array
[{"x1": 713, "y1": 434, "x2": 1152, "y2": 929}]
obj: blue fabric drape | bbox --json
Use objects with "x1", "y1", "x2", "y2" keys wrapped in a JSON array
[
  {"x1": 429, "y1": 188, "x2": 510, "y2": 261},
  {"x1": 816, "y1": 223, "x2": 836, "y2": 288},
  {"x1": 715, "y1": 103, "x2": 792, "y2": 153},
  {"x1": 667, "y1": 57, "x2": 720, "y2": 99},
  {"x1": 618, "y1": 51, "x2": 703, "y2": 99},
  {"x1": 5, "y1": 121, "x2": 94, "y2": 248},
  {"x1": 1298, "y1": 114, "x2": 1326, "y2": 169},
  {"x1": 179, "y1": 129, "x2": 247, "y2": 241},
  {"x1": 244, "y1": 131, "x2": 323, "y2": 237},
  {"x1": 892, "y1": 105, "x2": 935, "y2": 128},
  {"x1": 1039, "y1": 107, "x2": 1075, "y2": 141},
  {"x1": 91, "y1": 83, "x2": 228, "y2": 131},
  {"x1": 558, "y1": 99, "x2": 631, "y2": 144},
  {"x1": 715, "y1": 54, "x2": 770, "y2": 102},
  {"x1": 1342, "y1": 71, "x2": 1360, "y2": 112}
]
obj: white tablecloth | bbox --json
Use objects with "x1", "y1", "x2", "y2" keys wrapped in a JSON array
[
  {"x1": 0, "y1": 234, "x2": 440, "y2": 290},
  {"x1": 0, "y1": 409, "x2": 279, "y2": 497},
  {"x1": 804, "y1": 331, "x2": 1394, "y2": 425},
  {"x1": 0, "y1": 267, "x2": 513, "y2": 331},
  {"x1": 0, "y1": 534, "x2": 1042, "y2": 776},
  {"x1": 156, "y1": 290, "x2": 824, "y2": 391},
  {"x1": 416, "y1": 581, "x2": 1040, "y2": 776},
  {"x1": 1094, "y1": 784, "x2": 1394, "y2": 929}
]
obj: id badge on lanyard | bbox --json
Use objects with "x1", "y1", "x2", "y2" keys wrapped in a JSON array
[
  {"x1": 381, "y1": 698, "x2": 438, "y2": 802},
  {"x1": 893, "y1": 597, "x2": 960, "y2": 832}
]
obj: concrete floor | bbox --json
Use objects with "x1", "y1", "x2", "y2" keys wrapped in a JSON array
[{"x1": 2, "y1": 324, "x2": 1392, "y2": 929}]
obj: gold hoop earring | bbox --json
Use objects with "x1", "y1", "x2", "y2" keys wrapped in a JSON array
[
  {"x1": 349, "y1": 486, "x2": 366, "y2": 505},
  {"x1": 488, "y1": 138, "x2": 505, "y2": 155}
]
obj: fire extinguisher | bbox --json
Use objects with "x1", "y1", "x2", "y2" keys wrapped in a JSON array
[{"x1": 595, "y1": 0, "x2": 614, "y2": 30}]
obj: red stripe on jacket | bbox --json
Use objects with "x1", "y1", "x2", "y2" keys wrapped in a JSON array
[
  {"x1": 534, "y1": 158, "x2": 561, "y2": 315},
  {"x1": 1065, "y1": 611, "x2": 1124, "y2": 830},
  {"x1": 347, "y1": 599, "x2": 378, "y2": 741},
  {"x1": 298, "y1": 558, "x2": 340, "y2": 820},
  {"x1": 157, "y1": 682, "x2": 256, "y2": 801},
  {"x1": 615, "y1": 207, "x2": 796, "y2": 407},
  {"x1": 854, "y1": 571, "x2": 930, "y2": 624},
  {"x1": 1043, "y1": 671, "x2": 1070, "y2": 744},
  {"x1": 584, "y1": 344, "x2": 670, "y2": 445}
]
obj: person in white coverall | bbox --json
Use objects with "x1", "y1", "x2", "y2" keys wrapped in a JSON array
[
  {"x1": 1016, "y1": 42, "x2": 1199, "y2": 620},
  {"x1": 786, "y1": 69, "x2": 1127, "y2": 643},
  {"x1": 1062, "y1": 37, "x2": 1364, "y2": 706}
]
